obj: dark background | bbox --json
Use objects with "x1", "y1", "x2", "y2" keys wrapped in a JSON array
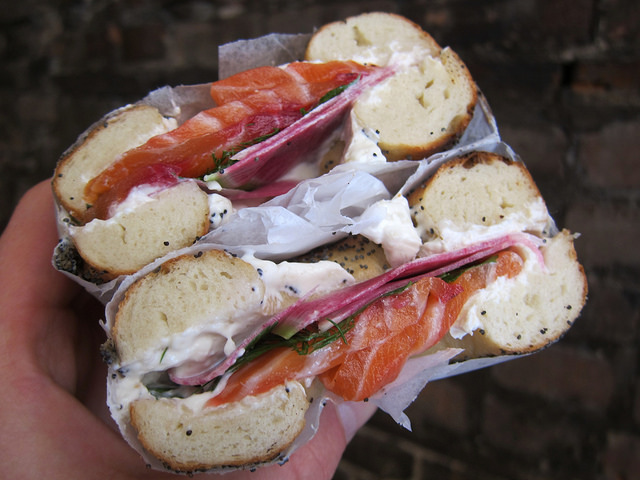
[{"x1": 2, "y1": 1, "x2": 639, "y2": 479}]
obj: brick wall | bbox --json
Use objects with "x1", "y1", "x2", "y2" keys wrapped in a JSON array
[{"x1": 1, "y1": 1, "x2": 639, "y2": 479}]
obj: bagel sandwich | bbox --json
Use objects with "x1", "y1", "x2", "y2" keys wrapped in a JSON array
[
  {"x1": 102, "y1": 150, "x2": 587, "y2": 473},
  {"x1": 52, "y1": 11, "x2": 478, "y2": 284}
]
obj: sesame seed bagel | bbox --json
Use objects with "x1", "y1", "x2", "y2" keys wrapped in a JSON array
[
  {"x1": 105, "y1": 151, "x2": 588, "y2": 472},
  {"x1": 305, "y1": 12, "x2": 442, "y2": 66},
  {"x1": 92, "y1": 13, "x2": 587, "y2": 474},
  {"x1": 69, "y1": 181, "x2": 209, "y2": 279},
  {"x1": 352, "y1": 47, "x2": 477, "y2": 161},
  {"x1": 108, "y1": 249, "x2": 305, "y2": 472},
  {"x1": 408, "y1": 151, "x2": 550, "y2": 243},
  {"x1": 111, "y1": 249, "x2": 265, "y2": 368},
  {"x1": 429, "y1": 229, "x2": 587, "y2": 359},
  {"x1": 106, "y1": 248, "x2": 349, "y2": 472}
]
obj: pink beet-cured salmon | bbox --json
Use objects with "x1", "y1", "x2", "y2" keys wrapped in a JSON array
[
  {"x1": 167, "y1": 233, "x2": 540, "y2": 389},
  {"x1": 82, "y1": 60, "x2": 376, "y2": 222},
  {"x1": 204, "y1": 249, "x2": 524, "y2": 405},
  {"x1": 206, "y1": 276, "x2": 459, "y2": 406}
]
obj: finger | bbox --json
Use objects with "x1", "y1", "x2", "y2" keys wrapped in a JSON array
[
  {"x1": 0, "y1": 179, "x2": 81, "y2": 310},
  {"x1": 336, "y1": 399, "x2": 378, "y2": 442},
  {"x1": 275, "y1": 400, "x2": 376, "y2": 479},
  {"x1": 0, "y1": 179, "x2": 90, "y2": 394}
]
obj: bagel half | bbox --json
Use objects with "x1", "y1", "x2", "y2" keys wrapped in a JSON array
[{"x1": 306, "y1": 12, "x2": 478, "y2": 161}]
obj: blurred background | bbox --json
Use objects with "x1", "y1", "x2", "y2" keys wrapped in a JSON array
[{"x1": 1, "y1": 1, "x2": 639, "y2": 479}]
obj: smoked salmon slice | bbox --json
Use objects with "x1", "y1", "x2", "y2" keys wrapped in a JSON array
[
  {"x1": 205, "y1": 249, "x2": 524, "y2": 406},
  {"x1": 81, "y1": 61, "x2": 375, "y2": 222},
  {"x1": 209, "y1": 61, "x2": 369, "y2": 106}
]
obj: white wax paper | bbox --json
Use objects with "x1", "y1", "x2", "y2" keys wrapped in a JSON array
[{"x1": 218, "y1": 33, "x2": 312, "y2": 79}]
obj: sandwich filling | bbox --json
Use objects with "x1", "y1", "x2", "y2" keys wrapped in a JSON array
[
  {"x1": 80, "y1": 61, "x2": 388, "y2": 223},
  {"x1": 107, "y1": 232, "x2": 541, "y2": 417}
]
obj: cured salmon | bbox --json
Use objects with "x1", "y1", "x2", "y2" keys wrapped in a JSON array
[
  {"x1": 168, "y1": 233, "x2": 539, "y2": 388},
  {"x1": 81, "y1": 61, "x2": 375, "y2": 222},
  {"x1": 205, "y1": 249, "x2": 524, "y2": 406}
]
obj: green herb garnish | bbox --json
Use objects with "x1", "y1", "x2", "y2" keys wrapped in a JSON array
[
  {"x1": 226, "y1": 316, "x2": 356, "y2": 375},
  {"x1": 317, "y1": 77, "x2": 360, "y2": 105},
  {"x1": 159, "y1": 347, "x2": 168, "y2": 364},
  {"x1": 438, "y1": 254, "x2": 499, "y2": 283},
  {"x1": 231, "y1": 279, "x2": 413, "y2": 371},
  {"x1": 210, "y1": 127, "x2": 281, "y2": 174}
]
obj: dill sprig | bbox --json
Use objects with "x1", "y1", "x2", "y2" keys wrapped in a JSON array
[
  {"x1": 227, "y1": 316, "x2": 356, "y2": 374},
  {"x1": 230, "y1": 279, "x2": 413, "y2": 372},
  {"x1": 317, "y1": 77, "x2": 359, "y2": 105},
  {"x1": 210, "y1": 127, "x2": 282, "y2": 173},
  {"x1": 438, "y1": 254, "x2": 499, "y2": 283}
]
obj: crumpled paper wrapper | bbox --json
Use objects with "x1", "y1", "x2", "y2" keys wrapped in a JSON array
[{"x1": 55, "y1": 31, "x2": 532, "y2": 473}]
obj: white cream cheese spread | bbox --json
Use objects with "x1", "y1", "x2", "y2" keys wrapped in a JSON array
[
  {"x1": 207, "y1": 193, "x2": 234, "y2": 229},
  {"x1": 242, "y1": 254, "x2": 356, "y2": 307},
  {"x1": 340, "y1": 111, "x2": 386, "y2": 164},
  {"x1": 355, "y1": 193, "x2": 422, "y2": 267},
  {"x1": 448, "y1": 243, "x2": 542, "y2": 339},
  {"x1": 418, "y1": 197, "x2": 551, "y2": 257}
]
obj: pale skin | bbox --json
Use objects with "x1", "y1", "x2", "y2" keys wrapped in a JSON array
[{"x1": 0, "y1": 180, "x2": 377, "y2": 479}]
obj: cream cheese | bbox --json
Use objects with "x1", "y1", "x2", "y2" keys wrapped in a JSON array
[
  {"x1": 207, "y1": 193, "x2": 234, "y2": 229},
  {"x1": 418, "y1": 198, "x2": 551, "y2": 257},
  {"x1": 110, "y1": 184, "x2": 162, "y2": 217},
  {"x1": 340, "y1": 111, "x2": 386, "y2": 164},
  {"x1": 355, "y1": 194, "x2": 421, "y2": 267},
  {"x1": 72, "y1": 184, "x2": 165, "y2": 233},
  {"x1": 448, "y1": 243, "x2": 542, "y2": 339},
  {"x1": 345, "y1": 41, "x2": 435, "y2": 68},
  {"x1": 242, "y1": 254, "x2": 356, "y2": 308},
  {"x1": 279, "y1": 156, "x2": 327, "y2": 182}
]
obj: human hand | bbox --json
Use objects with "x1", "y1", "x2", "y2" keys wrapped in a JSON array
[{"x1": 0, "y1": 180, "x2": 376, "y2": 479}]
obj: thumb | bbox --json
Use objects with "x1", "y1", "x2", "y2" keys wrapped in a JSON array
[{"x1": 336, "y1": 400, "x2": 378, "y2": 442}]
